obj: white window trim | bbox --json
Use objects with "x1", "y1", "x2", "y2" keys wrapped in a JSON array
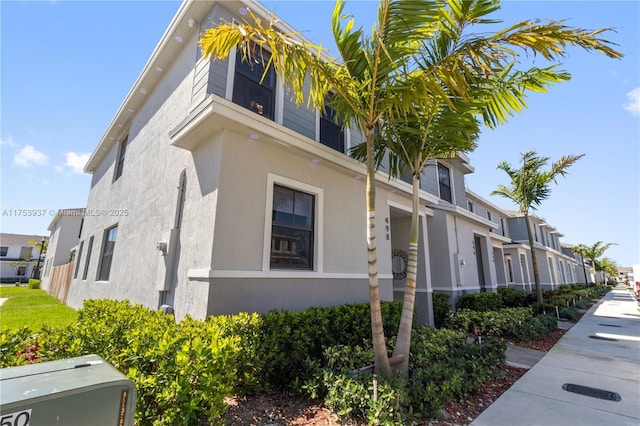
[
  {"x1": 262, "y1": 173, "x2": 324, "y2": 274},
  {"x1": 225, "y1": 45, "x2": 283, "y2": 124}
]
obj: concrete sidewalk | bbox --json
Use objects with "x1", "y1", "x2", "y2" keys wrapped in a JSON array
[{"x1": 473, "y1": 285, "x2": 640, "y2": 426}]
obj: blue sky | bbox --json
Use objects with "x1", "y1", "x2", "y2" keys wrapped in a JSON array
[{"x1": 1, "y1": 1, "x2": 638, "y2": 267}]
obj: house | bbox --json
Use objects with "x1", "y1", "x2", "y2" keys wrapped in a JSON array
[
  {"x1": 67, "y1": 0, "x2": 440, "y2": 324},
  {"x1": 0, "y1": 233, "x2": 47, "y2": 283},
  {"x1": 504, "y1": 212, "x2": 582, "y2": 291},
  {"x1": 67, "y1": 0, "x2": 587, "y2": 322},
  {"x1": 41, "y1": 208, "x2": 85, "y2": 291}
]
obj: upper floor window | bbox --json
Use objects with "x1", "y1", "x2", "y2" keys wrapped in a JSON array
[
  {"x1": 82, "y1": 236, "x2": 94, "y2": 280},
  {"x1": 487, "y1": 211, "x2": 492, "y2": 221},
  {"x1": 19, "y1": 246, "x2": 31, "y2": 259},
  {"x1": 233, "y1": 47, "x2": 276, "y2": 120},
  {"x1": 271, "y1": 185, "x2": 314, "y2": 270},
  {"x1": 467, "y1": 201, "x2": 474, "y2": 212},
  {"x1": 74, "y1": 241, "x2": 84, "y2": 279},
  {"x1": 500, "y1": 218, "x2": 506, "y2": 237},
  {"x1": 437, "y1": 163, "x2": 452, "y2": 203},
  {"x1": 319, "y1": 95, "x2": 344, "y2": 153},
  {"x1": 98, "y1": 225, "x2": 118, "y2": 281},
  {"x1": 114, "y1": 135, "x2": 128, "y2": 181},
  {"x1": 0, "y1": 247, "x2": 7, "y2": 256}
]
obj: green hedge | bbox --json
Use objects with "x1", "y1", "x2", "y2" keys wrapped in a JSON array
[
  {"x1": 444, "y1": 307, "x2": 557, "y2": 342},
  {"x1": 456, "y1": 292, "x2": 502, "y2": 312}
]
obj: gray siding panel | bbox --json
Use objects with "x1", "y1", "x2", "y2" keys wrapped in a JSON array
[
  {"x1": 420, "y1": 162, "x2": 439, "y2": 197},
  {"x1": 202, "y1": 4, "x2": 235, "y2": 99},
  {"x1": 208, "y1": 58, "x2": 228, "y2": 97},
  {"x1": 452, "y1": 167, "x2": 466, "y2": 208},
  {"x1": 508, "y1": 217, "x2": 529, "y2": 241},
  {"x1": 282, "y1": 79, "x2": 316, "y2": 140}
]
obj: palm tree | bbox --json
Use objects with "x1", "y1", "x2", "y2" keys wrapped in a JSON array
[
  {"x1": 572, "y1": 241, "x2": 617, "y2": 285},
  {"x1": 353, "y1": 101, "x2": 480, "y2": 374},
  {"x1": 492, "y1": 151, "x2": 584, "y2": 303},
  {"x1": 199, "y1": 0, "x2": 621, "y2": 375},
  {"x1": 596, "y1": 257, "x2": 618, "y2": 284}
]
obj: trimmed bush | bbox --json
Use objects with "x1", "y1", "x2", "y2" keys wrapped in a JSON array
[
  {"x1": 456, "y1": 292, "x2": 502, "y2": 312},
  {"x1": 559, "y1": 307, "x2": 579, "y2": 321},
  {"x1": 497, "y1": 287, "x2": 533, "y2": 308},
  {"x1": 15, "y1": 300, "x2": 241, "y2": 425},
  {"x1": 444, "y1": 308, "x2": 557, "y2": 342},
  {"x1": 27, "y1": 279, "x2": 41, "y2": 289}
]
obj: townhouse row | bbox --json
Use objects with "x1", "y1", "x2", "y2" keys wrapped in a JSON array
[{"x1": 41, "y1": 0, "x2": 594, "y2": 325}]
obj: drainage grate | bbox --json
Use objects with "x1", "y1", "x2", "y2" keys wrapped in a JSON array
[
  {"x1": 598, "y1": 323, "x2": 622, "y2": 328},
  {"x1": 588, "y1": 335, "x2": 619, "y2": 342},
  {"x1": 562, "y1": 383, "x2": 621, "y2": 402}
]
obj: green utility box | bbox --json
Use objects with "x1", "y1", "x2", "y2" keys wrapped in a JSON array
[{"x1": 0, "y1": 354, "x2": 136, "y2": 426}]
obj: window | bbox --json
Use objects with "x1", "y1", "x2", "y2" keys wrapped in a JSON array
[
  {"x1": 271, "y1": 185, "x2": 314, "y2": 270},
  {"x1": 467, "y1": 201, "x2": 474, "y2": 212},
  {"x1": 319, "y1": 95, "x2": 344, "y2": 153},
  {"x1": 233, "y1": 47, "x2": 276, "y2": 120},
  {"x1": 437, "y1": 163, "x2": 452, "y2": 203},
  {"x1": 20, "y1": 246, "x2": 32, "y2": 259},
  {"x1": 16, "y1": 266, "x2": 26, "y2": 276},
  {"x1": 505, "y1": 256, "x2": 514, "y2": 283},
  {"x1": 82, "y1": 236, "x2": 94, "y2": 280},
  {"x1": 0, "y1": 247, "x2": 7, "y2": 256},
  {"x1": 114, "y1": 135, "x2": 128, "y2": 181},
  {"x1": 74, "y1": 241, "x2": 84, "y2": 279},
  {"x1": 98, "y1": 226, "x2": 118, "y2": 281},
  {"x1": 487, "y1": 211, "x2": 492, "y2": 221},
  {"x1": 500, "y1": 218, "x2": 506, "y2": 237}
]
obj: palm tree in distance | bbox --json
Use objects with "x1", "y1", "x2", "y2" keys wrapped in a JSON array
[
  {"x1": 493, "y1": 151, "x2": 584, "y2": 303},
  {"x1": 572, "y1": 241, "x2": 617, "y2": 285},
  {"x1": 200, "y1": 0, "x2": 621, "y2": 376}
]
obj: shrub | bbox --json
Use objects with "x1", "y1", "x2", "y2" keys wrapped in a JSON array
[
  {"x1": 432, "y1": 293, "x2": 451, "y2": 328},
  {"x1": 456, "y1": 292, "x2": 502, "y2": 312},
  {"x1": 444, "y1": 307, "x2": 556, "y2": 342},
  {"x1": 497, "y1": 287, "x2": 533, "y2": 308},
  {"x1": 559, "y1": 307, "x2": 579, "y2": 321},
  {"x1": 258, "y1": 301, "x2": 402, "y2": 389},
  {"x1": 305, "y1": 326, "x2": 506, "y2": 424},
  {"x1": 27, "y1": 279, "x2": 41, "y2": 289},
  {"x1": 37, "y1": 300, "x2": 241, "y2": 425}
]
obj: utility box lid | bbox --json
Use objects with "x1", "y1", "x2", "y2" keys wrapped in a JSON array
[{"x1": 0, "y1": 354, "x2": 136, "y2": 426}]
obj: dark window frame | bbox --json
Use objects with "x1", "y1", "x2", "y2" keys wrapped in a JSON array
[
  {"x1": 0, "y1": 246, "x2": 7, "y2": 256},
  {"x1": 438, "y1": 163, "x2": 452, "y2": 203},
  {"x1": 114, "y1": 135, "x2": 128, "y2": 181},
  {"x1": 232, "y1": 47, "x2": 276, "y2": 120},
  {"x1": 74, "y1": 241, "x2": 84, "y2": 279},
  {"x1": 319, "y1": 95, "x2": 344, "y2": 153},
  {"x1": 270, "y1": 185, "x2": 315, "y2": 270},
  {"x1": 97, "y1": 225, "x2": 118, "y2": 281},
  {"x1": 82, "y1": 236, "x2": 94, "y2": 280}
]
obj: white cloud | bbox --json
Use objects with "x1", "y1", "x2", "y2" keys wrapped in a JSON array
[
  {"x1": 14, "y1": 145, "x2": 48, "y2": 167},
  {"x1": 63, "y1": 152, "x2": 91, "y2": 174},
  {"x1": 0, "y1": 136, "x2": 19, "y2": 148},
  {"x1": 623, "y1": 87, "x2": 640, "y2": 116}
]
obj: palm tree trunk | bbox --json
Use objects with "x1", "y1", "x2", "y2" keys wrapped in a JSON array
[
  {"x1": 392, "y1": 173, "x2": 420, "y2": 376},
  {"x1": 524, "y1": 213, "x2": 543, "y2": 304},
  {"x1": 366, "y1": 131, "x2": 392, "y2": 377}
]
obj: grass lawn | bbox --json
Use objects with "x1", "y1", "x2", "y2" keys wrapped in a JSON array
[{"x1": 0, "y1": 286, "x2": 77, "y2": 331}]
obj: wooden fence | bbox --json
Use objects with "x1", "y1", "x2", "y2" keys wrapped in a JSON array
[{"x1": 47, "y1": 262, "x2": 74, "y2": 303}]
